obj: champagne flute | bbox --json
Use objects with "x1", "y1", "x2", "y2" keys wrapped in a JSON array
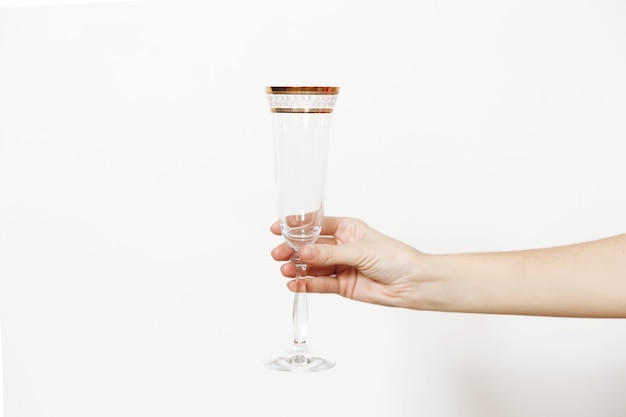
[{"x1": 264, "y1": 86, "x2": 339, "y2": 372}]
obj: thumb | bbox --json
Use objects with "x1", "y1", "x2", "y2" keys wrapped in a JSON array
[{"x1": 300, "y1": 242, "x2": 363, "y2": 267}]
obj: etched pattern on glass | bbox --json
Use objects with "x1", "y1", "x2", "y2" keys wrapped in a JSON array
[{"x1": 266, "y1": 94, "x2": 338, "y2": 111}]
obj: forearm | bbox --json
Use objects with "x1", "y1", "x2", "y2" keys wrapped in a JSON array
[{"x1": 417, "y1": 234, "x2": 626, "y2": 317}]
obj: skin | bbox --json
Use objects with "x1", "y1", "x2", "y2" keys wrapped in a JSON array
[{"x1": 271, "y1": 216, "x2": 626, "y2": 318}]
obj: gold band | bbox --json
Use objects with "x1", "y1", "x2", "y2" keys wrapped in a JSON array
[
  {"x1": 265, "y1": 86, "x2": 340, "y2": 95},
  {"x1": 271, "y1": 108, "x2": 333, "y2": 113}
]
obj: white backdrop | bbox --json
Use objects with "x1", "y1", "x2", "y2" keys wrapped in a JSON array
[{"x1": 1, "y1": 1, "x2": 626, "y2": 416}]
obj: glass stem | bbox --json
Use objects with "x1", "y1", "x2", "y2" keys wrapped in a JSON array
[{"x1": 291, "y1": 254, "x2": 308, "y2": 345}]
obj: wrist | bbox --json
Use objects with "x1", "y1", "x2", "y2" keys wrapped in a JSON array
[{"x1": 407, "y1": 252, "x2": 482, "y2": 313}]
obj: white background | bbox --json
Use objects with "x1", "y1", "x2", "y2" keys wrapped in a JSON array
[{"x1": 1, "y1": 1, "x2": 626, "y2": 416}]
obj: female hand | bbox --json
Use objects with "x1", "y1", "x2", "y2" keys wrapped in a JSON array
[
  {"x1": 270, "y1": 216, "x2": 428, "y2": 309},
  {"x1": 272, "y1": 216, "x2": 626, "y2": 317}
]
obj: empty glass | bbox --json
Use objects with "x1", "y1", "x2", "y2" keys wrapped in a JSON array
[{"x1": 264, "y1": 86, "x2": 339, "y2": 372}]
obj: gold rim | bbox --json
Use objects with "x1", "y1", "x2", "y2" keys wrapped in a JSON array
[
  {"x1": 265, "y1": 86, "x2": 340, "y2": 95},
  {"x1": 271, "y1": 108, "x2": 333, "y2": 113}
]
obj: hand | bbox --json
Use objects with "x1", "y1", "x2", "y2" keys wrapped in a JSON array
[
  {"x1": 272, "y1": 217, "x2": 626, "y2": 316},
  {"x1": 270, "y1": 216, "x2": 426, "y2": 309}
]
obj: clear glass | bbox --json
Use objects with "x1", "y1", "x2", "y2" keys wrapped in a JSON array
[{"x1": 264, "y1": 86, "x2": 339, "y2": 372}]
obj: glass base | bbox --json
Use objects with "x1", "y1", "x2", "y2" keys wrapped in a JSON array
[{"x1": 265, "y1": 343, "x2": 335, "y2": 372}]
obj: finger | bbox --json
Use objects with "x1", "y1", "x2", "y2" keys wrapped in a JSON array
[
  {"x1": 314, "y1": 236, "x2": 336, "y2": 245},
  {"x1": 270, "y1": 237, "x2": 336, "y2": 262},
  {"x1": 300, "y1": 242, "x2": 365, "y2": 268},
  {"x1": 279, "y1": 262, "x2": 337, "y2": 279},
  {"x1": 271, "y1": 242, "x2": 294, "y2": 261},
  {"x1": 270, "y1": 221, "x2": 281, "y2": 235},
  {"x1": 305, "y1": 264, "x2": 338, "y2": 277},
  {"x1": 286, "y1": 277, "x2": 341, "y2": 294},
  {"x1": 280, "y1": 262, "x2": 295, "y2": 278},
  {"x1": 318, "y1": 216, "x2": 344, "y2": 236}
]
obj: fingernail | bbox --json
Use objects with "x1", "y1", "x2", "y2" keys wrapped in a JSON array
[{"x1": 300, "y1": 245, "x2": 317, "y2": 260}]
